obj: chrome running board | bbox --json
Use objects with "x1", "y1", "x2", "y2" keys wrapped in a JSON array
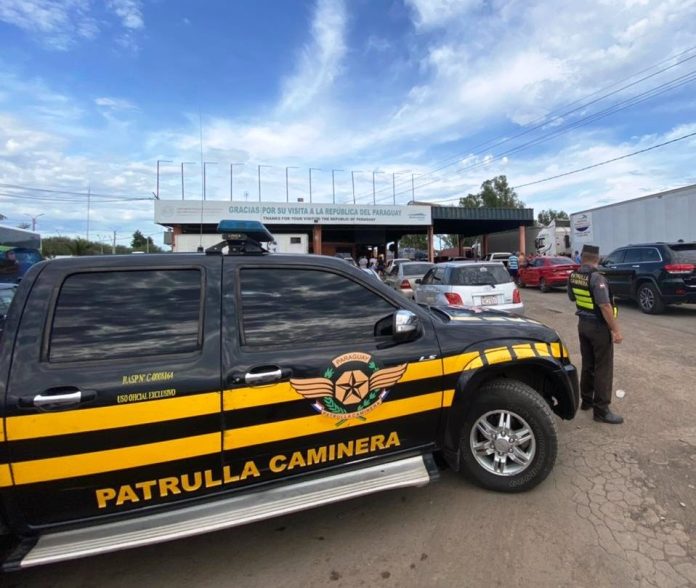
[{"x1": 17, "y1": 455, "x2": 434, "y2": 569}]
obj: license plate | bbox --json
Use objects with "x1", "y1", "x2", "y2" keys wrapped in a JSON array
[{"x1": 480, "y1": 295, "x2": 498, "y2": 305}]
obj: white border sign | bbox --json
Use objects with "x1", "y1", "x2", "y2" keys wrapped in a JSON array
[{"x1": 155, "y1": 200, "x2": 432, "y2": 226}]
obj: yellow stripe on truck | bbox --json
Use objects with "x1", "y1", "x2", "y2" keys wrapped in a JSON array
[
  {"x1": 10, "y1": 433, "x2": 221, "y2": 486},
  {"x1": 224, "y1": 392, "x2": 444, "y2": 451},
  {"x1": 6, "y1": 392, "x2": 221, "y2": 441},
  {"x1": 0, "y1": 464, "x2": 12, "y2": 487}
]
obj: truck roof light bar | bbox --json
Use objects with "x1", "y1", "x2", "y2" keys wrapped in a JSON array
[{"x1": 205, "y1": 220, "x2": 275, "y2": 256}]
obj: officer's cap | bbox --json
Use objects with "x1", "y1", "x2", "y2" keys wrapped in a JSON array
[{"x1": 582, "y1": 244, "x2": 600, "y2": 255}]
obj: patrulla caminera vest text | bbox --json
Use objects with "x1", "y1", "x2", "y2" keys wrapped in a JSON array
[{"x1": 568, "y1": 267, "x2": 618, "y2": 322}]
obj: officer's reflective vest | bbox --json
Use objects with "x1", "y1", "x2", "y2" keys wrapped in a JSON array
[{"x1": 568, "y1": 268, "x2": 618, "y2": 321}]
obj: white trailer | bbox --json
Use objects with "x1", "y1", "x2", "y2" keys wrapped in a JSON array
[
  {"x1": 570, "y1": 184, "x2": 696, "y2": 255},
  {"x1": 535, "y1": 219, "x2": 571, "y2": 256}
]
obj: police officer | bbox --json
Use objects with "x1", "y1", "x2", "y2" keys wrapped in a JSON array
[{"x1": 568, "y1": 245, "x2": 624, "y2": 424}]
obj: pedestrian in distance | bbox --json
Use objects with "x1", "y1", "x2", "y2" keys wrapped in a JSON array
[
  {"x1": 568, "y1": 244, "x2": 624, "y2": 424},
  {"x1": 358, "y1": 255, "x2": 368, "y2": 268},
  {"x1": 507, "y1": 251, "x2": 519, "y2": 280},
  {"x1": 574, "y1": 250, "x2": 581, "y2": 264}
]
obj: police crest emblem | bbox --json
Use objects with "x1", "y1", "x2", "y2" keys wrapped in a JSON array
[{"x1": 290, "y1": 352, "x2": 407, "y2": 426}]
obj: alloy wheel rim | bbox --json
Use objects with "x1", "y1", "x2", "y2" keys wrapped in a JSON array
[
  {"x1": 470, "y1": 410, "x2": 536, "y2": 476},
  {"x1": 640, "y1": 286, "x2": 654, "y2": 309}
]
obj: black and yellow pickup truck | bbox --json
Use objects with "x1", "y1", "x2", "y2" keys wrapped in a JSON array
[{"x1": 0, "y1": 221, "x2": 578, "y2": 571}]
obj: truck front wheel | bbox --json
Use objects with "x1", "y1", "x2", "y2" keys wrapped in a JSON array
[{"x1": 458, "y1": 380, "x2": 557, "y2": 492}]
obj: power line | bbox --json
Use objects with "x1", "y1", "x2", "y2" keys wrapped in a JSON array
[
  {"x1": 512, "y1": 130, "x2": 696, "y2": 189},
  {"x1": 0, "y1": 182, "x2": 152, "y2": 200},
  {"x1": 383, "y1": 67, "x2": 696, "y2": 203},
  {"x1": 365, "y1": 46, "x2": 696, "y2": 203}
]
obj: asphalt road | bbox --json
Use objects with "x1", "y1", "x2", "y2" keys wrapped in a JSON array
[{"x1": 8, "y1": 289, "x2": 696, "y2": 588}]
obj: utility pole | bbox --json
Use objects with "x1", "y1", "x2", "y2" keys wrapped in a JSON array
[
  {"x1": 25, "y1": 213, "x2": 44, "y2": 231},
  {"x1": 180, "y1": 162, "x2": 196, "y2": 200},
  {"x1": 285, "y1": 166, "x2": 298, "y2": 202},
  {"x1": 392, "y1": 170, "x2": 411, "y2": 205},
  {"x1": 156, "y1": 160, "x2": 172, "y2": 199},
  {"x1": 112, "y1": 230, "x2": 117, "y2": 255},
  {"x1": 258, "y1": 165, "x2": 272, "y2": 201},
  {"x1": 86, "y1": 183, "x2": 91, "y2": 241},
  {"x1": 351, "y1": 171, "x2": 363, "y2": 205},
  {"x1": 203, "y1": 162, "x2": 217, "y2": 200},
  {"x1": 230, "y1": 162, "x2": 244, "y2": 200},
  {"x1": 331, "y1": 169, "x2": 343, "y2": 204},
  {"x1": 372, "y1": 171, "x2": 383, "y2": 205},
  {"x1": 309, "y1": 168, "x2": 322, "y2": 203},
  {"x1": 411, "y1": 173, "x2": 416, "y2": 201}
]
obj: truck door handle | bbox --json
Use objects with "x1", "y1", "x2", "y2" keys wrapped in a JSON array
[
  {"x1": 243, "y1": 367, "x2": 291, "y2": 386},
  {"x1": 19, "y1": 387, "x2": 97, "y2": 410}
]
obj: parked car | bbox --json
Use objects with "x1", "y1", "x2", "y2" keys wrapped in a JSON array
[
  {"x1": 517, "y1": 256, "x2": 579, "y2": 292},
  {"x1": 385, "y1": 257, "x2": 410, "y2": 275},
  {"x1": 384, "y1": 261, "x2": 434, "y2": 298},
  {"x1": 334, "y1": 254, "x2": 357, "y2": 267},
  {"x1": 483, "y1": 252, "x2": 512, "y2": 267},
  {"x1": 414, "y1": 262, "x2": 523, "y2": 314},
  {"x1": 599, "y1": 242, "x2": 696, "y2": 314}
]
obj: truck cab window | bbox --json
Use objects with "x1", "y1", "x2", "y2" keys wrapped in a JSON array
[
  {"x1": 239, "y1": 268, "x2": 395, "y2": 348},
  {"x1": 49, "y1": 269, "x2": 202, "y2": 362}
]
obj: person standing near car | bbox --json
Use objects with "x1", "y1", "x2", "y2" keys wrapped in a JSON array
[
  {"x1": 507, "y1": 251, "x2": 519, "y2": 280},
  {"x1": 568, "y1": 245, "x2": 624, "y2": 424}
]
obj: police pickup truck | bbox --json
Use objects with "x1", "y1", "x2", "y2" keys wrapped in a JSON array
[{"x1": 0, "y1": 221, "x2": 578, "y2": 571}]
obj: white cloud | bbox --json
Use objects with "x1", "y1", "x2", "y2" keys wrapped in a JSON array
[
  {"x1": 0, "y1": 0, "x2": 98, "y2": 50},
  {"x1": 106, "y1": 0, "x2": 144, "y2": 30},
  {"x1": 95, "y1": 97, "x2": 137, "y2": 111},
  {"x1": 405, "y1": 0, "x2": 481, "y2": 29},
  {"x1": 278, "y1": 0, "x2": 347, "y2": 113},
  {"x1": 0, "y1": 0, "x2": 144, "y2": 51}
]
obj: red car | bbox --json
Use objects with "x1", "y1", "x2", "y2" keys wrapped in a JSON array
[{"x1": 517, "y1": 256, "x2": 579, "y2": 292}]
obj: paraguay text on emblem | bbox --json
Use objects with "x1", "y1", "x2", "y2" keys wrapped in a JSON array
[{"x1": 290, "y1": 352, "x2": 407, "y2": 426}]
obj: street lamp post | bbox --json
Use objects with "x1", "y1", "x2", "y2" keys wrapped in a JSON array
[
  {"x1": 411, "y1": 173, "x2": 416, "y2": 200},
  {"x1": 230, "y1": 162, "x2": 244, "y2": 200},
  {"x1": 351, "y1": 171, "x2": 363, "y2": 205},
  {"x1": 309, "y1": 168, "x2": 322, "y2": 203},
  {"x1": 372, "y1": 171, "x2": 384, "y2": 205},
  {"x1": 25, "y1": 213, "x2": 44, "y2": 232},
  {"x1": 156, "y1": 160, "x2": 173, "y2": 199},
  {"x1": 285, "y1": 166, "x2": 299, "y2": 202},
  {"x1": 180, "y1": 162, "x2": 196, "y2": 200},
  {"x1": 392, "y1": 170, "x2": 411, "y2": 205},
  {"x1": 331, "y1": 169, "x2": 344, "y2": 204},
  {"x1": 203, "y1": 162, "x2": 217, "y2": 200},
  {"x1": 257, "y1": 165, "x2": 272, "y2": 201}
]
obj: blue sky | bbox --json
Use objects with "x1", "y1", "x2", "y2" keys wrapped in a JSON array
[{"x1": 1, "y1": 0, "x2": 696, "y2": 244}]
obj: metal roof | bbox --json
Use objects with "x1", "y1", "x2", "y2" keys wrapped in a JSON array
[{"x1": 430, "y1": 206, "x2": 534, "y2": 237}]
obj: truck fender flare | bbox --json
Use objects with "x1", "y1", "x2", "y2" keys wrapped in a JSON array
[{"x1": 441, "y1": 357, "x2": 575, "y2": 469}]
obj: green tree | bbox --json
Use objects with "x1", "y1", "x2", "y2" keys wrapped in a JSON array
[
  {"x1": 398, "y1": 234, "x2": 427, "y2": 251},
  {"x1": 131, "y1": 230, "x2": 163, "y2": 253},
  {"x1": 458, "y1": 175, "x2": 525, "y2": 209},
  {"x1": 68, "y1": 238, "x2": 95, "y2": 256},
  {"x1": 537, "y1": 208, "x2": 569, "y2": 225}
]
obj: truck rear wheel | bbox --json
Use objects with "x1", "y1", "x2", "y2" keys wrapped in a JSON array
[{"x1": 458, "y1": 380, "x2": 557, "y2": 492}]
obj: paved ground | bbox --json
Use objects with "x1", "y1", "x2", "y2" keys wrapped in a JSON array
[{"x1": 9, "y1": 289, "x2": 696, "y2": 587}]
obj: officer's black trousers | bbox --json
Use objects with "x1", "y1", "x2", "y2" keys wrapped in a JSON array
[{"x1": 578, "y1": 319, "x2": 614, "y2": 414}]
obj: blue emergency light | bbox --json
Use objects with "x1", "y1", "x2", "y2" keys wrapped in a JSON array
[{"x1": 216, "y1": 220, "x2": 274, "y2": 243}]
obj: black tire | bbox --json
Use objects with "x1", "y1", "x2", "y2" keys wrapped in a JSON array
[
  {"x1": 458, "y1": 380, "x2": 557, "y2": 492},
  {"x1": 539, "y1": 278, "x2": 550, "y2": 293},
  {"x1": 637, "y1": 282, "x2": 665, "y2": 314}
]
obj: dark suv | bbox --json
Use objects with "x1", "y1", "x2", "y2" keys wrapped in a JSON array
[{"x1": 599, "y1": 242, "x2": 696, "y2": 314}]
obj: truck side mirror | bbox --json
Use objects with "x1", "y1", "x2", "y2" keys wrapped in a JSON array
[
  {"x1": 393, "y1": 310, "x2": 420, "y2": 343},
  {"x1": 415, "y1": 278, "x2": 422, "y2": 284}
]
